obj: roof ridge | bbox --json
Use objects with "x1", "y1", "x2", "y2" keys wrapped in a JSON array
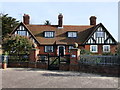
[{"x1": 26, "y1": 24, "x2": 94, "y2": 27}]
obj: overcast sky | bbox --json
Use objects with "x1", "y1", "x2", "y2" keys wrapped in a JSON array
[{"x1": 1, "y1": 2, "x2": 118, "y2": 41}]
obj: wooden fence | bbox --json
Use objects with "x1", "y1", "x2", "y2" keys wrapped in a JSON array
[{"x1": 79, "y1": 55, "x2": 120, "y2": 66}]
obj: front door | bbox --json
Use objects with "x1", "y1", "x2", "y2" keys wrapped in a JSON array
[{"x1": 58, "y1": 46, "x2": 65, "y2": 56}]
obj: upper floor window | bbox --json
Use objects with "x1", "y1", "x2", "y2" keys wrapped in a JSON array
[
  {"x1": 44, "y1": 31, "x2": 54, "y2": 38},
  {"x1": 68, "y1": 32, "x2": 77, "y2": 38},
  {"x1": 96, "y1": 32, "x2": 104, "y2": 38},
  {"x1": 90, "y1": 45, "x2": 98, "y2": 53},
  {"x1": 17, "y1": 31, "x2": 27, "y2": 36},
  {"x1": 103, "y1": 45, "x2": 110, "y2": 52}
]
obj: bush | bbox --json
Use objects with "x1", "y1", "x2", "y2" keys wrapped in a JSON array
[{"x1": 80, "y1": 49, "x2": 91, "y2": 55}]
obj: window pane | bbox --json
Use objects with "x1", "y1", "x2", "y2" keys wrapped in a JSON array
[
  {"x1": 17, "y1": 31, "x2": 26, "y2": 36},
  {"x1": 68, "y1": 32, "x2": 77, "y2": 37},
  {"x1": 90, "y1": 45, "x2": 97, "y2": 52},
  {"x1": 68, "y1": 46, "x2": 74, "y2": 52},
  {"x1": 96, "y1": 32, "x2": 104, "y2": 38},
  {"x1": 45, "y1": 46, "x2": 53, "y2": 52},
  {"x1": 103, "y1": 45, "x2": 110, "y2": 52}
]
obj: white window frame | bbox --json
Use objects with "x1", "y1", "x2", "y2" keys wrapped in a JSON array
[
  {"x1": 90, "y1": 45, "x2": 98, "y2": 53},
  {"x1": 68, "y1": 32, "x2": 77, "y2": 38},
  {"x1": 96, "y1": 32, "x2": 104, "y2": 38},
  {"x1": 103, "y1": 45, "x2": 110, "y2": 52},
  {"x1": 44, "y1": 31, "x2": 54, "y2": 38},
  {"x1": 45, "y1": 46, "x2": 53, "y2": 52}
]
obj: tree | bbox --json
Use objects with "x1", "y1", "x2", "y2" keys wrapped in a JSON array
[
  {"x1": 44, "y1": 20, "x2": 51, "y2": 25},
  {"x1": 1, "y1": 13, "x2": 19, "y2": 38},
  {"x1": 3, "y1": 35, "x2": 33, "y2": 55}
]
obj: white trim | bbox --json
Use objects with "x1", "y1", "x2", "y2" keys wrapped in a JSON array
[
  {"x1": 57, "y1": 45, "x2": 65, "y2": 56},
  {"x1": 103, "y1": 45, "x2": 110, "y2": 52},
  {"x1": 90, "y1": 45, "x2": 98, "y2": 53}
]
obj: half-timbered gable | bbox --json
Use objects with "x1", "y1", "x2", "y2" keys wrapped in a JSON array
[
  {"x1": 85, "y1": 23, "x2": 117, "y2": 45},
  {"x1": 11, "y1": 22, "x2": 40, "y2": 46}
]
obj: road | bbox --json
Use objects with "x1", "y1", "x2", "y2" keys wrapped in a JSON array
[{"x1": 1, "y1": 68, "x2": 119, "y2": 88}]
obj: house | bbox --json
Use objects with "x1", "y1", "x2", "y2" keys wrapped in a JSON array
[{"x1": 11, "y1": 14, "x2": 117, "y2": 57}]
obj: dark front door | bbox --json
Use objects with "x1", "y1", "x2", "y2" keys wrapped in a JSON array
[{"x1": 59, "y1": 47, "x2": 64, "y2": 56}]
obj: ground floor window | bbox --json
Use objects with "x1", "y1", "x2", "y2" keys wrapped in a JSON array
[
  {"x1": 45, "y1": 46, "x2": 53, "y2": 52},
  {"x1": 68, "y1": 46, "x2": 74, "y2": 52},
  {"x1": 103, "y1": 45, "x2": 110, "y2": 52},
  {"x1": 90, "y1": 45, "x2": 98, "y2": 53}
]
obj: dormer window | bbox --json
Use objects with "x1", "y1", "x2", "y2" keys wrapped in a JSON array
[
  {"x1": 68, "y1": 32, "x2": 77, "y2": 38},
  {"x1": 44, "y1": 31, "x2": 54, "y2": 38}
]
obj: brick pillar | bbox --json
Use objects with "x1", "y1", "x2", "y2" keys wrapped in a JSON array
[
  {"x1": 69, "y1": 48, "x2": 80, "y2": 71},
  {"x1": 70, "y1": 48, "x2": 80, "y2": 64},
  {"x1": 29, "y1": 48, "x2": 39, "y2": 68}
]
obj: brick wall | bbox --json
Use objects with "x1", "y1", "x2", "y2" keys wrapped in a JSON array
[{"x1": 7, "y1": 61, "x2": 119, "y2": 76}]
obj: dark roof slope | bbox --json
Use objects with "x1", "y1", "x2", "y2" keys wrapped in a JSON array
[{"x1": 26, "y1": 24, "x2": 95, "y2": 45}]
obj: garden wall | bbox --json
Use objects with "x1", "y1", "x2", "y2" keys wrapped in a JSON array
[{"x1": 7, "y1": 61, "x2": 119, "y2": 76}]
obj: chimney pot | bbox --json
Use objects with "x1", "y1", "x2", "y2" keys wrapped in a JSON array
[
  {"x1": 90, "y1": 16, "x2": 97, "y2": 25},
  {"x1": 23, "y1": 14, "x2": 30, "y2": 25}
]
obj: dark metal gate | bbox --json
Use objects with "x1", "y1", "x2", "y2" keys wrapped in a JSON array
[
  {"x1": 48, "y1": 55, "x2": 60, "y2": 70},
  {"x1": 37, "y1": 54, "x2": 70, "y2": 70}
]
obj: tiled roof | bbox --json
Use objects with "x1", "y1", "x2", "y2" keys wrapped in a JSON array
[{"x1": 26, "y1": 24, "x2": 97, "y2": 45}]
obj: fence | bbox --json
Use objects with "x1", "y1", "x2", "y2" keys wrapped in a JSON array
[
  {"x1": 8, "y1": 54, "x2": 29, "y2": 62},
  {"x1": 79, "y1": 55, "x2": 120, "y2": 66}
]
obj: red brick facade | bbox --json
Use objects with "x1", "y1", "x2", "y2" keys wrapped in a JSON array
[
  {"x1": 85, "y1": 45, "x2": 117, "y2": 55},
  {"x1": 36, "y1": 45, "x2": 117, "y2": 56}
]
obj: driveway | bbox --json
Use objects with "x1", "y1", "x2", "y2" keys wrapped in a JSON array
[{"x1": 1, "y1": 68, "x2": 119, "y2": 88}]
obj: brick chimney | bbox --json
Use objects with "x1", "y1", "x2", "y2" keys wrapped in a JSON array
[
  {"x1": 23, "y1": 14, "x2": 30, "y2": 25},
  {"x1": 58, "y1": 13, "x2": 63, "y2": 27},
  {"x1": 90, "y1": 16, "x2": 97, "y2": 25}
]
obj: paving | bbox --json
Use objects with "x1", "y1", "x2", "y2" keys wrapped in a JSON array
[{"x1": 1, "y1": 68, "x2": 119, "y2": 88}]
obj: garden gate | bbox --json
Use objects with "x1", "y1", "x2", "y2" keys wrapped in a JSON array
[{"x1": 38, "y1": 54, "x2": 70, "y2": 70}]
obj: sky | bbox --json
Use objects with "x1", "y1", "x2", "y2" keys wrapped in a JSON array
[{"x1": 0, "y1": 2, "x2": 118, "y2": 41}]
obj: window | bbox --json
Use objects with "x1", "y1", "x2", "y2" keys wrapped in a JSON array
[
  {"x1": 17, "y1": 31, "x2": 26, "y2": 36},
  {"x1": 68, "y1": 46, "x2": 74, "y2": 52},
  {"x1": 96, "y1": 32, "x2": 104, "y2": 38},
  {"x1": 103, "y1": 45, "x2": 110, "y2": 52},
  {"x1": 44, "y1": 31, "x2": 54, "y2": 38},
  {"x1": 90, "y1": 45, "x2": 98, "y2": 53},
  {"x1": 68, "y1": 32, "x2": 77, "y2": 38},
  {"x1": 45, "y1": 46, "x2": 53, "y2": 52}
]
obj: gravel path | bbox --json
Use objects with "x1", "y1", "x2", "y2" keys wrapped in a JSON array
[{"x1": 1, "y1": 68, "x2": 119, "y2": 88}]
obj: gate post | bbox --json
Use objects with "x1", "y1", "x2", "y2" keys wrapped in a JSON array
[
  {"x1": 29, "y1": 48, "x2": 39, "y2": 68},
  {"x1": 70, "y1": 48, "x2": 80, "y2": 64},
  {"x1": 69, "y1": 48, "x2": 80, "y2": 71}
]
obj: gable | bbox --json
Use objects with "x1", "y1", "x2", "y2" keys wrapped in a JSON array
[
  {"x1": 12, "y1": 22, "x2": 40, "y2": 45},
  {"x1": 85, "y1": 23, "x2": 117, "y2": 45}
]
